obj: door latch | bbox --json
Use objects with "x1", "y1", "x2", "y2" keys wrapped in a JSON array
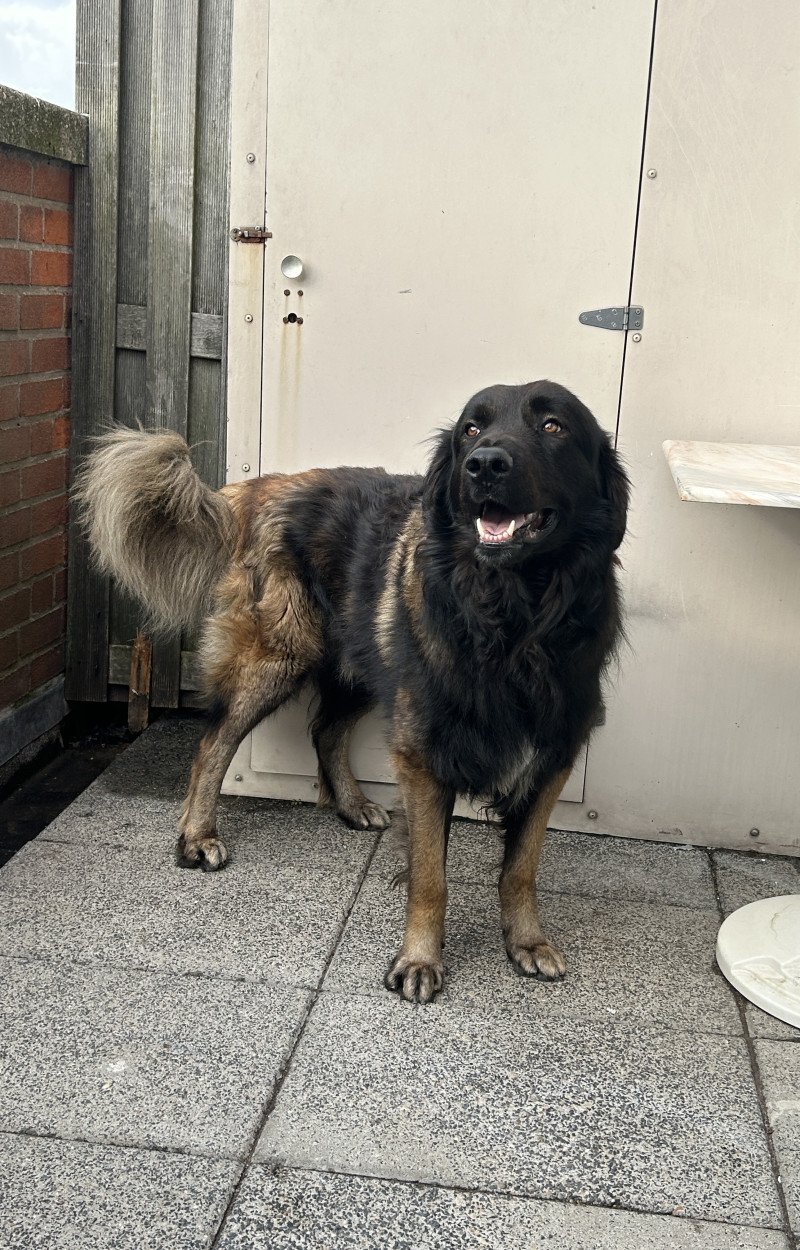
[
  {"x1": 230, "y1": 226, "x2": 273, "y2": 244},
  {"x1": 579, "y1": 306, "x2": 643, "y2": 331}
]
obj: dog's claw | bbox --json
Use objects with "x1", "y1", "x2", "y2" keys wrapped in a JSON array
[
  {"x1": 339, "y1": 800, "x2": 391, "y2": 831},
  {"x1": 384, "y1": 953, "x2": 444, "y2": 1004}
]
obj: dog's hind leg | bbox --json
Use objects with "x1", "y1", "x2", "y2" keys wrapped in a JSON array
[
  {"x1": 312, "y1": 678, "x2": 391, "y2": 831},
  {"x1": 498, "y1": 768, "x2": 571, "y2": 980}
]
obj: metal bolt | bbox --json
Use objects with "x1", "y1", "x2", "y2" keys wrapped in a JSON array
[
  {"x1": 587, "y1": 809, "x2": 598, "y2": 821},
  {"x1": 647, "y1": 168, "x2": 657, "y2": 178},
  {"x1": 246, "y1": 152, "x2": 255, "y2": 163},
  {"x1": 631, "y1": 332, "x2": 642, "y2": 342},
  {"x1": 296, "y1": 317, "x2": 304, "y2": 325},
  {"x1": 297, "y1": 290, "x2": 303, "y2": 297},
  {"x1": 283, "y1": 289, "x2": 291, "y2": 296},
  {"x1": 749, "y1": 827, "x2": 760, "y2": 838},
  {"x1": 234, "y1": 774, "x2": 243, "y2": 782},
  {"x1": 283, "y1": 316, "x2": 289, "y2": 324},
  {"x1": 241, "y1": 464, "x2": 250, "y2": 473},
  {"x1": 244, "y1": 313, "x2": 253, "y2": 323}
]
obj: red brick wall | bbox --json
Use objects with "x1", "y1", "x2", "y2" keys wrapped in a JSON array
[{"x1": 0, "y1": 144, "x2": 72, "y2": 713}]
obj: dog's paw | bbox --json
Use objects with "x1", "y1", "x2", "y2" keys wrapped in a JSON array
[
  {"x1": 176, "y1": 833, "x2": 229, "y2": 872},
  {"x1": 339, "y1": 799, "x2": 391, "y2": 831},
  {"x1": 506, "y1": 938, "x2": 566, "y2": 981},
  {"x1": 384, "y1": 953, "x2": 444, "y2": 1003}
]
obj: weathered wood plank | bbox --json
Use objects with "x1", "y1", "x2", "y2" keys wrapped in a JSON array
[
  {"x1": 117, "y1": 304, "x2": 223, "y2": 359},
  {"x1": 109, "y1": 644, "x2": 202, "y2": 693},
  {"x1": 147, "y1": 0, "x2": 200, "y2": 706},
  {"x1": 66, "y1": 0, "x2": 121, "y2": 701},
  {"x1": 127, "y1": 633, "x2": 152, "y2": 733},
  {"x1": 117, "y1": 0, "x2": 152, "y2": 308}
]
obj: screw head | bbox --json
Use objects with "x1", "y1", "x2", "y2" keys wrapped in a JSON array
[
  {"x1": 244, "y1": 313, "x2": 253, "y2": 323},
  {"x1": 647, "y1": 168, "x2": 657, "y2": 178},
  {"x1": 246, "y1": 152, "x2": 256, "y2": 163},
  {"x1": 296, "y1": 317, "x2": 304, "y2": 325},
  {"x1": 587, "y1": 809, "x2": 598, "y2": 821},
  {"x1": 749, "y1": 827, "x2": 760, "y2": 838},
  {"x1": 631, "y1": 332, "x2": 642, "y2": 342},
  {"x1": 283, "y1": 289, "x2": 291, "y2": 296},
  {"x1": 241, "y1": 463, "x2": 250, "y2": 473},
  {"x1": 234, "y1": 773, "x2": 243, "y2": 782}
]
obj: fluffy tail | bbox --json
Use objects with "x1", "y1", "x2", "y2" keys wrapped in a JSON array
[{"x1": 75, "y1": 427, "x2": 236, "y2": 634}]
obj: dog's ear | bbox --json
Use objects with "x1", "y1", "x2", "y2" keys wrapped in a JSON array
[
  {"x1": 422, "y1": 428, "x2": 456, "y2": 516},
  {"x1": 597, "y1": 435, "x2": 629, "y2": 550}
]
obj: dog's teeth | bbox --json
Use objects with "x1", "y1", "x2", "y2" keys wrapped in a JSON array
[
  {"x1": 507, "y1": 518, "x2": 516, "y2": 537},
  {"x1": 476, "y1": 517, "x2": 486, "y2": 540}
]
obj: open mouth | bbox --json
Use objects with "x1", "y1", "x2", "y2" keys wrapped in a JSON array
[{"x1": 475, "y1": 502, "x2": 556, "y2": 546}]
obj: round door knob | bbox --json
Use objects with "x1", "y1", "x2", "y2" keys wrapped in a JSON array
[{"x1": 280, "y1": 255, "x2": 304, "y2": 280}]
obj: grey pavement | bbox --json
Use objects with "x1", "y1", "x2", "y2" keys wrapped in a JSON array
[{"x1": 0, "y1": 717, "x2": 797, "y2": 1249}]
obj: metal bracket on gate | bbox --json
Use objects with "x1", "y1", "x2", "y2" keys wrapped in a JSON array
[
  {"x1": 230, "y1": 226, "x2": 273, "y2": 243},
  {"x1": 579, "y1": 306, "x2": 644, "y2": 331}
]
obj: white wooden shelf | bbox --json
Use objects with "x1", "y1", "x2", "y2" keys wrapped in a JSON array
[{"x1": 663, "y1": 441, "x2": 800, "y2": 508}]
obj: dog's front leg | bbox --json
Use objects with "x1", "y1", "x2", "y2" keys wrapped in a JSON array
[
  {"x1": 499, "y1": 769, "x2": 571, "y2": 980},
  {"x1": 384, "y1": 748, "x2": 454, "y2": 1004}
]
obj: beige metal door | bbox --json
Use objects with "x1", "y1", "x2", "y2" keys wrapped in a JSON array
[
  {"x1": 224, "y1": 0, "x2": 656, "y2": 814},
  {"x1": 581, "y1": 0, "x2": 800, "y2": 854}
]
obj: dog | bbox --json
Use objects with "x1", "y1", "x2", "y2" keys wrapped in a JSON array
[{"x1": 78, "y1": 380, "x2": 628, "y2": 1002}]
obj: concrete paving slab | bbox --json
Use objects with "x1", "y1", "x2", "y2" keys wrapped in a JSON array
[
  {"x1": 218, "y1": 1166, "x2": 791, "y2": 1250},
  {"x1": 324, "y1": 876, "x2": 740, "y2": 1032},
  {"x1": 0, "y1": 957, "x2": 308, "y2": 1158},
  {"x1": 713, "y1": 851, "x2": 800, "y2": 917},
  {"x1": 255, "y1": 995, "x2": 780, "y2": 1226},
  {"x1": 0, "y1": 1134, "x2": 237, "y2": 1250},
  {"x1": 755, "y1": 1040, "x2": 800, "y2": 1234},
  {"x1": 0, "y1": 827, "x2": 375, "y2": 988},
  {"x1": 373, "y1": 823, "x2": 716, "y2": 909}
]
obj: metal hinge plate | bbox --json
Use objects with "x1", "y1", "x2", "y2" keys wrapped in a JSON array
[
  {"x1": 579, "y1": 306, "x2": 644, "y2": 331},
  {"x1": 230, "y1": 226, "x2": 273, "y2": 244}
]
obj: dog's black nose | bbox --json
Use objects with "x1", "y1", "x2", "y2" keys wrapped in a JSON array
[{"x1": 465, "y1": 446, "x2": 513, "y2": 484}]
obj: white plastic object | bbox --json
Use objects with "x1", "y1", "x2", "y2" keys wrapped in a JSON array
[{"x1": 716, "y1": 896, "x2": 800, "y2": 1029}]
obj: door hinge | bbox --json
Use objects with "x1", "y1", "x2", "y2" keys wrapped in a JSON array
[
  {"x1": 579, "y1": 306, "x2": 644, "y2": 331},
  {"x1": 229, "y1": 226, "x2": 273, "y2": 244}
]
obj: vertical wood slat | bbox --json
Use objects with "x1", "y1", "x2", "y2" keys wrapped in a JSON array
[
  {"x1": 66, "y1": 0, "x2": 121, "y2": 701},
  {"x1": 146, "y1": 0, "x2": 200, "y2": 707}
]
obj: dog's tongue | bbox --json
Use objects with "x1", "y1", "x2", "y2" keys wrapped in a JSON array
[{"x1": 481, "y1": 505, "x2": 524, "y2": 536}]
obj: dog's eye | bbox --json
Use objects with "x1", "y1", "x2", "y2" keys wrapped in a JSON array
[
  {"x1": 464, "y1": 423, "x2": 481, "y2": 438},
  {"x1": 542, "y1": 419, "x2": 562, "y2": 434}
]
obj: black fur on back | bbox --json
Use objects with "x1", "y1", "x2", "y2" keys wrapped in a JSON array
[{"x1": 282, "y1": 380, "x2": 628, "y2": 816}]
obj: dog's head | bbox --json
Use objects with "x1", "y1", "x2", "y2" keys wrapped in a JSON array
[{"x1": 424, "y1": 380, "x2": 628, "y2": 565}]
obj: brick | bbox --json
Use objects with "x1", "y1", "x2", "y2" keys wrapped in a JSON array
[
  {"x1": 0, "y1": 587, "x2": 30, "y2": 629},
  {"x1": 19, "y1": 377, "x2": 65, "y2": 417},
  {"x1": 0, "y1": 247, "x2": 30, "y2": 285},
  {"x1": 30, "y1": 493, "x2": 67, "y2": 537},
  {"x1": 0, "y1": 154, "x2": 31, "y2": 195},
  {"x1": 30, "y1": 574, "x2": 54, "y2": 614},
  {"x1": 19, "y1": 605, "x2": 64, "y2": 657},
  {"x1": 0, "y1": 339, "x2": 29, "y2": 378},
  {"x1": 53, "y1": 567, "x2": 66, "y2": 602},
  {"x1": 0, "y1": 551, "x2": 17, "y2": 591},
  {"x1": 43, "y1": 207, "x2": 72, "y2": 246},
  {"x1": 0, "y1": 509, "x2": 30, "y2": 551},
  {"x1": 0, "y1": 629, "x2": 18, "y2": 671},
  {"x1": 20, "y1": 456, "x2": 67, "y2": 501},
  {"x1": 0, "y1": 663, "x2": 30, "y2": 708},
  {"x1": 0, "y1": 292, "x2": 18, "y2": 330},
  {"x1": 20, "y1": 533, "x2": 64, "y2": 577},
  {"x1": 31, "y1": 336, "x2": 69, "y2": 374},
  {"x1": 30, "y1": 640, "x2": 64, "y2": 688},
  {"x1": 0, "y1": 200, "x2": 18, "y2": 239},
  {"x1": 30, "y1": 250, "x2": 72, "y2": 287},
  {"x1": 0, "y1": 383, "x2": 19, "y2": 421},
  {"x1": 19, "y1": 205, "x2": 43, "y2": 244},
  {"x1": 0, "y1": 469, "x2": 20, "y2": 507},
  {"x1": 29, "y1": 418, "x2": 54, "y2": 455},
  {"x1": 20, "y1": 294, "x2": 64, "y2": 330},
  {"x1": 0, "y1": 422, "x2": 30, "y2": 463},
  {"x1": 53, "y1": 413, "x2": 70, "y2": 450},
  {"x1": 32, "y1": 162, "x2": 72, "y2": 204}
]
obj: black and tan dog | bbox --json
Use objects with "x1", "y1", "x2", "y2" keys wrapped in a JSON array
[{"x1": 79, "y1": 380, "x2": 628, "y2": 1002}]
